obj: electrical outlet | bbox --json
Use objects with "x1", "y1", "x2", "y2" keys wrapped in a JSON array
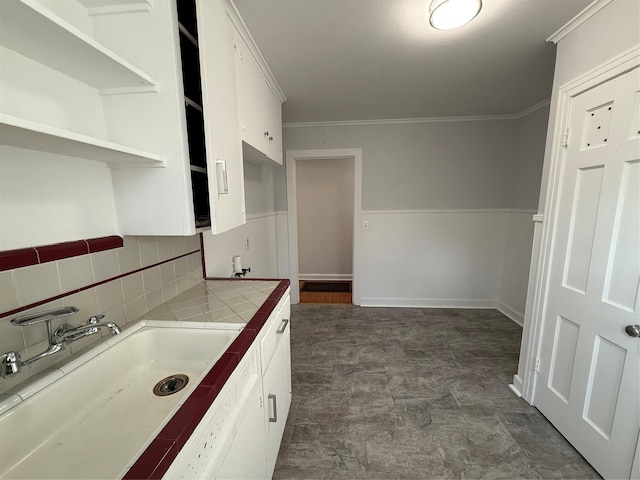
[
  {"x1": 245, "y1": 237, "x2": 250, "y2": 251},
  {"x1": 362, "y1": 221, "x2": 369, "y2": 231}
]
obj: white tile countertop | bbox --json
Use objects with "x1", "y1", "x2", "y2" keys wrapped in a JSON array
[
  {"x1": 0, "y1": 279, "x2": 281, "y2": 417},
  {"x1": 143, "y1": 279, "x2": 281, "y2": 328}
]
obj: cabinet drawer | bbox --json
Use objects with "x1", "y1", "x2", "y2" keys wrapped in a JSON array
[{"x1": 259, "y1": 297, "x2": 290, "y2": 375}]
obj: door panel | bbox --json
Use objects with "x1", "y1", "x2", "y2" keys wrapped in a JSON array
[{"x1": 536, "y1": 67, "x2": 640, "y2": 479}]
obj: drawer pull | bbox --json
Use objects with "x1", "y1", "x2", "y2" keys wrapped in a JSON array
[
  {"x1": 276, "y1": 319, "x2": 289, "y2": 335},
  {"x1": 268, "y1": 394, "x2": 277, "y2": 422}
]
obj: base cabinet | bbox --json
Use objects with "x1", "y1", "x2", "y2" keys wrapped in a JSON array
[
  {"x1": 263, "y1": 318, "x2": 292, "y2": 476},
  {"x1": 164, "y1": 292, "x2": 291, "y2": 480},
  {"x1": 216, "y1": 383, "x2": 268, "y2": 480}
]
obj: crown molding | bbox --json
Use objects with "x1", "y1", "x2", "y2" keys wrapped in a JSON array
[
  {"x1": 283, "y1": 98, "x2": 551, "y2": 128},
  {"x1": 547, "y1": 0, "x2": 613, "y2": 44}
]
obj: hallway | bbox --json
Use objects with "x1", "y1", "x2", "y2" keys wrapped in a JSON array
[{"x1": 273, "y1": 305, "x2": 600, "y2": 479}]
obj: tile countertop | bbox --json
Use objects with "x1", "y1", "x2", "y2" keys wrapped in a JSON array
[
  {"x1": 144, "y1": 279, "x2": 282, "y2": 328},
  {"x1": 0, "y1": 278, "x2": 290, "y2": 480},
  {"x1": 124, "y1": 278, "x2": 290, "y2": 480}
]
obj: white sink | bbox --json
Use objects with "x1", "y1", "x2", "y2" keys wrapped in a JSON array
[{"x1": 0, "y1": 324, "x2": 238, "y2": 479}]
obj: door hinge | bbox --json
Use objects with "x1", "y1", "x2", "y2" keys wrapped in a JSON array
[
  {"x1": 534, "y1": 358, "x2": 541, "y2": 373},
  {"x1": 562, "y1": 128, "x2": 570, "y2": 148}
]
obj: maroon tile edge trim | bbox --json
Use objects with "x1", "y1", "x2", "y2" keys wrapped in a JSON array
[
  {"x1": 0, "y1": 235, "x2": 124, "y2": 272},
  {"x1": 126, "y1": 279, "x2": 289, "y2": 479},
  {"x1": 87, "y1": 235, "x2": 124, "y2": 253},
  {"x1": 0, "y1": 248, "x2": 39, "y2": 271},
  {"x1": 0, "y1": 249, "x2": 201, "y2": 319},
  {"x1": 37, "y1": 240, "x2": 89, "y2": 263},
  {"x1": 123, "y1": 438, "x2": 177, "y2": 480}
]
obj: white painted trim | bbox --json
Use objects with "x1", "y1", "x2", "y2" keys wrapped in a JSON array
[
  {"x1": 496, "y1": 302, "x2": 524, "y2": 326},
  {"x1": 514, "y1": 98, "x2": 551, "y2": 119},
  {"x1": 245, "y1": 211, "x2": 276, "y2": 220},
  {"x1": 363, "y1": 208, "x2": 537, "y2": 215},
  {"x1": 227, "y1": 1, "x2": 286, "y2": 102},
  {"x1": 519, "y1": 46, "x2": 640, "y2": 404},
  {"x1": 282, "y1": 99, "x2": 551, "y2": 128},
  {"x1": 360, "y1": 298, "x2": 497, "y2": 309},
  {"x1": 532, "y1": 214, "x2": 545, "y2": 223},
  {"x1": 509, "y1": 380, "x2": 523, "y2": 398},
  {"x1": 299, "y1": 274, "x2": 353, "y2": 281},
  {"x1": 286, "y1": 148, "x2": 363, "y2": 306},
  {"x1": 547, "y1": 0, "x2": 613, "y2": 44}
]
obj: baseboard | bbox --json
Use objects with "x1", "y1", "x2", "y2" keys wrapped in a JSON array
[
  {"x1": 496, "y1": 302, "x2": 525, "y2": 326},
  {"x1": 299, "y1": 274, "x2": 353, "y2": 281},
  {"x1": 510, "y1": 374, "x2": 524, "y2": 397},
  {"x1": 359, "y1": 297, "x2": 497, "y2": 308}
]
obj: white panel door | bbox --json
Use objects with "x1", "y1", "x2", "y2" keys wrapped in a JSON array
[{"x1": 536, "y1": 67, "x2": 640, "y2": 479}]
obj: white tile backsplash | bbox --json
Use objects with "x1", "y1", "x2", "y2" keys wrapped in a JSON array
[
  {"x1": 90, "y1": 249, "x2": 120, "y2": 283},
  {"x1": 13, "y1": 262, "x2": 61, "y2": 306},
  {"x1": 121, "y1": 272, "x2": 144, "y2": 302},
  {"x1": 57, "y1": 256, "x2": 93, "y2": 293},
  {"x1": 138, "y1": 237, "x2": 159, "y2": 267},
  {"x1": 0, "y1": 271, "x2": 18, "y2": 311},
  {"x1": 0, "y1": 235, "x2": 203, "y2": 396},
  {"x1": 96, "y1": 280, "x2": 123, "y2": 313},
  {"x1": 142, "y1": 266, "x2": 162, "y2": 292},
  {"x1": 117, "y1": 245, "x2": 142, "y2": 273}
]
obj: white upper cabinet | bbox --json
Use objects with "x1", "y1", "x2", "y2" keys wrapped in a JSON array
[
  {"x1": 0, "y1": 0, "x2": 282, "y2": 243},
  {"x1": 232, "y1": 18, "x2": 284, "y2": 165},
  {"x1": 197, "y1": 0, "x2": 246, "y2": 234}
]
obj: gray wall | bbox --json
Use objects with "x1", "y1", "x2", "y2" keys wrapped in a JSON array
[
  {"x1": 296, "y1": 157, "x2": 354, "y2": 277},
  {"x1": 283, "y1": 116, "x2": 545, "y2": 211}
]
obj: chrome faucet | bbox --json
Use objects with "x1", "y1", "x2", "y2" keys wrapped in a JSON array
[{"x1": 1, "y1": 307, "x2": 120, "y2": 378}]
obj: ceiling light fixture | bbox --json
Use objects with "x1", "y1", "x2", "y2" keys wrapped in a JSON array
[{"x1": 429, "y1": 0, "x2": 482, "y2": 30}]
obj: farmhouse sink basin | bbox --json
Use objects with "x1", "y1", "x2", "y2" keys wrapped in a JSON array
[{"x1": 0, "y1": 325, "x2": 238, "y2": 479}]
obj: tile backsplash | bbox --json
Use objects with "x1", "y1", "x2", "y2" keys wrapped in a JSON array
[{"x1": 0, "y1": 235, "x2": 203, "y2": 395}]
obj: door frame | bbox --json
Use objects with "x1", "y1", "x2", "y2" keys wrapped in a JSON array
[
  {"x1": 285, "y1": 148, "x2": 363, "y2": 305},
  {"x1": 519, "y1": 46, "x2": 640, "y2": 404}
]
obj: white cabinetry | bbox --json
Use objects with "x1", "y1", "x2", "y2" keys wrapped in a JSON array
[
  {"x1": 97, "y1": 0, "x2": 246, "y2": 235},
  {"x1": 217, "y1": 384, "x2": 268, "y2": 480},
  {"x1": 233, "y1": 30, "x2": 283, "y2": 165},
  {"x1": 0, "y1": 0, "x2": 266, "y2": 245},
  {"x1": 164, "y1": 292, "x2": 291, "y2": 480},
  {"x1": 262, "y1": 309, "x2": 292, "y2": 476}
]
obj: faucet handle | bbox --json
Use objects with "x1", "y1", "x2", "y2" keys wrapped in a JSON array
[
  {"x1": 11, "y1": 307, "x2": 79, "y2": 326},
  {"x1": 86, "y1": 315, "x2": 106, "y2": 325}
]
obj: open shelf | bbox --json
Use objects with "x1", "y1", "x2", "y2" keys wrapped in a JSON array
[
  {"x1": 0, "y1": 114, "x2": 164, "y2": 168},
  {"x1": 78, "y1": 0, "x2": 153, "y2": 16},
  {"x1": 0, "y1": 0, "x2": 157, "y2": 92}
]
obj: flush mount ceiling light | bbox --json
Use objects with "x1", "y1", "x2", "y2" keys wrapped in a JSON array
[{"x1": 429, "y1": 0, "x2": 482, "y2": 30}]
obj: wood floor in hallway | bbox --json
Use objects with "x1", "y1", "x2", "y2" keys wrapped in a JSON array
[
  {"x1": 299, "y1": 281, "x2": 352, "y2": 305},
  {"x1": 273, "y1": 305, "x2": 601, "y2": 479}
]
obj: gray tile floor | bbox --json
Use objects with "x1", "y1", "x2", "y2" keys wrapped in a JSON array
[{"x1": 274, "y1": 305, "x2": 601, "y2": 480}]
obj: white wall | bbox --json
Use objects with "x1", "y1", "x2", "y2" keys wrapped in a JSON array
[
  {"x1": 359, "y1": 210, "x2": 507, "y2": 307},
  {"x1": 202, "y1": 160, "x2": 281, "y2": 278},
  {"x1": 296, "y1": 157, "x2": 354, "y2": 278},
  {"x1": 0, "y1": 146, "x2": 119, "y2": 250}
]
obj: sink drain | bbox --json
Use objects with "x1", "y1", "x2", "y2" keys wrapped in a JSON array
[{"x1": 153, "y1": 374, "x2": 189, "y2": 396}]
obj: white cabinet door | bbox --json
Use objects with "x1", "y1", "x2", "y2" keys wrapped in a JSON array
[
  {"x1": 234, "y1": 29, "x2": 282, "y2": 165},
  {"x1": 198, "y1": 0, "x2": 245, "y2": 234},
  {"x1": 216, "y1": 387, "x2": 267, "y2": 480},
  {"x1": 262, "y1": 319, "x2": 291, "y2": 477}
]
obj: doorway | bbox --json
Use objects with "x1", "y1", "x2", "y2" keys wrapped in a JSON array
[
  {"x1": 286, "y1": 149, "x2": 362, "y2": 305},
  {"x1": 524, "y1": 54, "x2": 639, "y2": 479}
]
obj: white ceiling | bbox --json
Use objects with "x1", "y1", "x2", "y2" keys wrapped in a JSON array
[{"x1": 233, "y1": 0, "x2": 592, "y2": 124}]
